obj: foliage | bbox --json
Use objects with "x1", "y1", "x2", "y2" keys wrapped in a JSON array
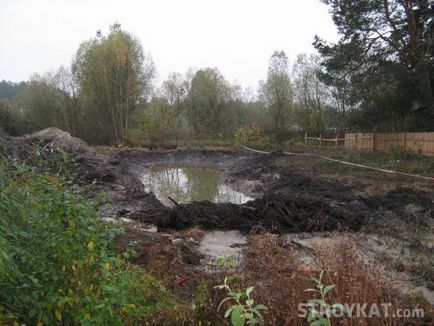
[
  {"x1": 0, "y1": 99, "x2": 18, "y2": 135},
  {"x1": 216, "y1": 255, "x2": 239, "y2": 270},
  {"x1": 259, "y1": 51, "x2": 294, "y2": 138},
  {"x1": 72, "y1": 23, "x2": 155, "y2": 144},
  {"x1": 14, "y1": 73, "x2": 69, "y2": 131},
  {"x1": 292, "y1": 54, "x2": 332, "y2": 134},
  {"x1": 0, "y1": 80, "x2": 27, "y2": 101},
  {"x1": 0, "y1": 158, "x2": 177, "y2": 325},
  {"x1": 187, "y1": 68, "x2": 242, "y2": 139},
  {"x1": 2, "y1": 1, "x2": 433, "y2": 144},
  {"x1": 315, "y1": 0, "x2": 434, "y2": 131},
  {"x1": 215, "y1": 276, "x2": 267, "y2": 326},
  {"x1": 304, "y1": 271, "x2": 346, "y2": 326},
  {"x1": 235, "y1": 124, "x2": 276, "y2": 150}
]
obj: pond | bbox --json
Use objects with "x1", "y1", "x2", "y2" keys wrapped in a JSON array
[{"x1": 140, "y1": 163, "x2": 252, "y2": 206}]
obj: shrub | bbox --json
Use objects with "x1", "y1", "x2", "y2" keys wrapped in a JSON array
[
  {"x1": 0, "y1": 158, "x2": 177, "y2": 325},
  {"x1": 235, "y1": 124, "x2": 276, "y2": 150}
]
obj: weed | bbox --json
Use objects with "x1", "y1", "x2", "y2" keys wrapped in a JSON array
[
  {"x1": 215, "y1": 276, "x2": 267, "y2": 326},
  {"x1": 304, "y1": 271, "x2": 346, "y2": 326}
]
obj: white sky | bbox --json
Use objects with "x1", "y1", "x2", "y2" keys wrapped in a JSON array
[{"x1": 0, "y1": 0, "x2": 338, "y2": 90}]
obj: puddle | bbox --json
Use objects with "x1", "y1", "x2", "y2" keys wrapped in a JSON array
[
  {"x1": 141, "y1": 163, "x2": 253, "y2": 206},
  {"x1": 198, "y1": 230, "x2": 247, "y2": 261}
]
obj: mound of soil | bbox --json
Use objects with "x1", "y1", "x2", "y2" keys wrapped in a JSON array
[
  {"x1": 135, "y1": 192, "x2": 364, "y2": 234},
  {"x1": 0, "y1": 128, "x2": 139, "y2": 185},
  {"x1": 0, "y1": 128, "x2": 163, "y2": 218},
  {"x1": 0, "y1": 128, "x2": 91, "y2": 159}
]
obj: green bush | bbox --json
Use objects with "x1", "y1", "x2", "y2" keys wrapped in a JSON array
[
  {"x1": 235, "y1": 124, "x2": 276, "y2": 150},
  {"x1": 0, "y1": 159, "x2": 177, "y2": 325}
]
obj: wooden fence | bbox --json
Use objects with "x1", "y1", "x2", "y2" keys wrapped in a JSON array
[
  {"x1": 304, "y1": 132, "x2": 434, "y2": 156},
  {"x1": 344, "y1": 132, "x2": 434, "y2": 156},
  {"x1": 304, "y1": 133, "x2": 345, "y2": 148}
]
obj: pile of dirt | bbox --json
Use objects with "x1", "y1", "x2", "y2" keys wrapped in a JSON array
[
  {"x1": 0, "y1": 128, "x2": 92, "y2": 160},
  {"x1": 135, "y1": 192, "x2": 364, "y2": 234},
  {"x1": 0, "y1": 128, "x2": 138, "y2": 185},
  {"x1": 363, "y1": 188, "x2": 434, "y2": 212},
  {"x1": 0, "y1": 128, "x2": 163, "y2": 219},
  {"x1": 225, "y1": 152, "x2": 434, "y2": 232}
]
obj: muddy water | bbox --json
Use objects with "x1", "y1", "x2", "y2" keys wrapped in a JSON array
[{"x1": 140, "y1": 163, "x2": 252, "y2": 206}]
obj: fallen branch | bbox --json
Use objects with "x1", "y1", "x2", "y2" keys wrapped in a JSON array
[{"x1": 168, "y1": 196, "x2": 179, "y2": 206}]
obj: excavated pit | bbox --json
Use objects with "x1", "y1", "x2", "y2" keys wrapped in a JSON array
[{"x1": 1, "y1": 128, "x2": 433, "y2": 235}]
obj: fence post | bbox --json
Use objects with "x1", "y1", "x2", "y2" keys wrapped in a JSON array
[
  {"x1": 403, "y1": 132, "x2": 407, "y2": 150},
  {"x1": 319, "y1": 134, "x2": 322, "y2": 147},
  {"x1": 335, "y1": 134, "x2": 339, "y2": 148},
  {"x1": 372, "y1": 133, "x2": 376, "y2": 151},
  {"x1": 305, "y1": 132, "x2": 308, "y2": 145}
]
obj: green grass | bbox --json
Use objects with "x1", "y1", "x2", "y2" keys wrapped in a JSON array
[
  {"x1": 0, "y1": 158, "x2": 180, "y2": 325},
  {"x1": 306, "y1": 147, "x2": 434, "y2": 176}
]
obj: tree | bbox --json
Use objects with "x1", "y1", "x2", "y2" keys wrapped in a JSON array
[
  {"x1": 0, "y1": 80, "x2": 27, "y2": 101},
  {"x1": 53, "y1": 66, "x2": 81, "y2": 136},
  {"x1": 187, "y1": 68, "x2": 234, "y2": 139},
  {"x1": 0, "y1": 100, "x2": 14, "y2": 134},
  {"x1": 259, "y1": 51, "x2": 294, "y2": 138},
  {"x1": 161, "y1": 73, "x2": 189, "y2": 142},
  {"x1": 72, "y1": 24, "x2": 155, "y2": 144},
  {"x1": 14, "y1": 74, "x2": 67, "y2": 131},
  {"x1": 292, "y1": 53, "x2": 330, "y2": 134},
  {"x1": 315, "y1": 0, "x2": 434, "y2": 130}
]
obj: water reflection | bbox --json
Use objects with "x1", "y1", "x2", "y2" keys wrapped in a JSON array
[{"x1": 141, "y1": 164, "x2": 252, "y2": 206}]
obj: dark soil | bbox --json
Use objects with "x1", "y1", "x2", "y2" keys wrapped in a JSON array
[
  {"x1": 137, "y1": 193, "x2": 364, "y2": 233},
  {"x1": 131, "y1": 152, "x2": 433, "y2": 233}
]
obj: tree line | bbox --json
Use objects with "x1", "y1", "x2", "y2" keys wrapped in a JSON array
[{"x1": 0, "y1": 1, "x2": 432, "y2": 145}]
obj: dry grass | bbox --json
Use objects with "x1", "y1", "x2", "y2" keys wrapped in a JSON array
[
  {"x1": 180, "y1": 226, "x2": 206, "y2": 242},
  {"x1": 116, "y1": 229, "x2": 433, "y2": 324},
  {"x1": 208, "y1": 233, "x2": 434, "y2": 325}
]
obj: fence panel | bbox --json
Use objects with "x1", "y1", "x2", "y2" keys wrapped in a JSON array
[
  {"x1": 345, "y1": 133, "x2": 374, "y2": 150},
  {"x1": 345, "y1": 132, "x2": 434, "y2": 156},
  {"x1": 375, "y1": 133, "x2": 405, "y2": 152},
  {"x1": 405, "y1": 132, "x2": 434, "y2": 156}
]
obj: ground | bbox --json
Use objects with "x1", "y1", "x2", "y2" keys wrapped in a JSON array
[{"x1": 1, "y1": 128, "x2": 434, "y2": 324}]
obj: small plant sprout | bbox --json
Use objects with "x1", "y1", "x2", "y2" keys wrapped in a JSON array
[
  {"x1": 216, "y1": 254, "x2": 239, "y2": 270},
  {"x1": 215, "y1": 276, "x2": 267, "y2": 326},
  {"x1": 304, "y1": 271, "x2": 346, "y2": 326}
]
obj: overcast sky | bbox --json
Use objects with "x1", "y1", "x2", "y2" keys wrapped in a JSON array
[{"x1": 0, "y1": 0, "x2": 338, "y2": 90}]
